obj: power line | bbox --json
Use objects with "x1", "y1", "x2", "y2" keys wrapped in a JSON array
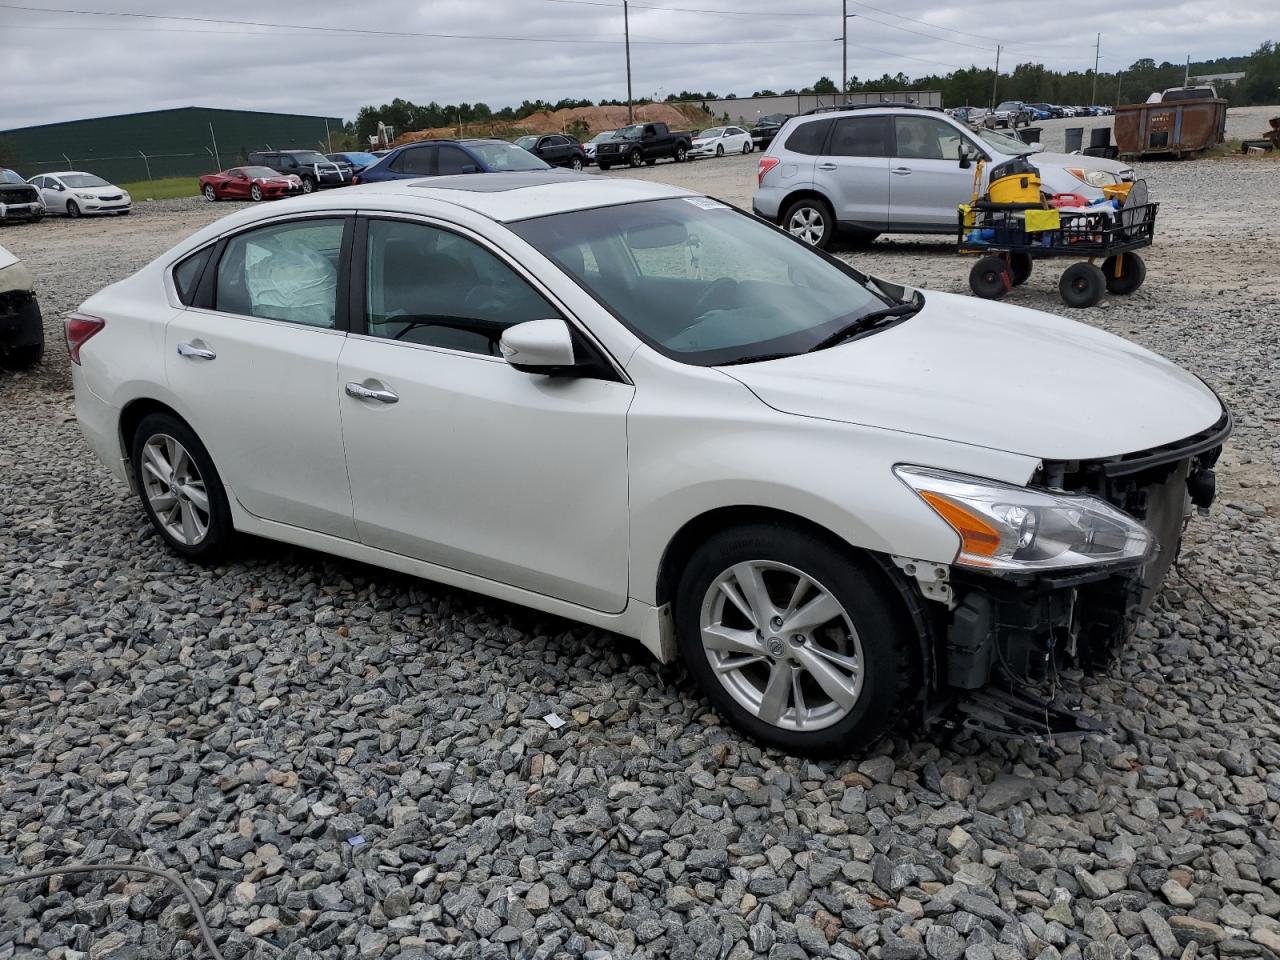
[
  {"x1": 842, "y1": 0, "x2": 1084, "y2": 52},
  {"x1": 540, "y1": 0, "x2": 830, "y2": 15}
]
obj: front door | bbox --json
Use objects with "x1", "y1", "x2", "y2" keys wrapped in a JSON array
[
  {"x1": 888, "y1": 115, "x2": 981, "y2": 231},
  {"x1": 815, "y1": 115, "x2": 892, "y2": 232},
  {"x1": 337, "y1": 216, "x2": 633, "y2": 613},
  {"x1": 165, "y1": 215, "x2": 357, "y2": 539}
]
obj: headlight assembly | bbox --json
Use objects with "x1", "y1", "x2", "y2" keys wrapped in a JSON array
[
  {"x1": 895, "y1": 466, "x2": 1153, "y2": 572},
  {"x1": 1065, "y1": 166, "x2": 1118, "y2": 188}
]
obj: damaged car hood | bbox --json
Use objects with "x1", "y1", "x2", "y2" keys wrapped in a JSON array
[{"x1": 721, "y1": 290, "x2": 1223, "y2": 461}]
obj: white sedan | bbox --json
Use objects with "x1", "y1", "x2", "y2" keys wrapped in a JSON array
[
  {"x1": 688, "y1": 126, "x2": 753, "y2": 158},
  {"x1": 29, "y1": 171, "x2": 131, "y2": 217},
  {"x1": 68, "y1": 173, "x2": 1229, "y2": 755}
]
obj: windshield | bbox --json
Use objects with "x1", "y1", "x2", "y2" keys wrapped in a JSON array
[
  {"x1": 699, "y1": 127, "x2": 725, "y2": 139},
  {"x1": 1, "y1": 169, "x2": 25, "y2": 184},
  {"x1": 466, "y1": 142, "x2": 550, "y2": 171},
  {"x1": 995, "y1": 101, "x2": 1020, "y2": 112},
  {"x1": 335, "y1": 152, "x2": 377, "y2": 165},
  {"x1": 514, "y1": 136, "x2": 538, "y2": 149},
  {"x1": 616, "y1": 125, "x2": 643, "y2": 140},
  {"x1": 291, "y1": 152, "x2": 330, "y2": 165},
  {"x1": 61, "y1": 174, "x2": 110, "y2": 188},
  {"x1": 977, "y1": 128, "x2": 1032, "y2": 155},
  {"x1": 510, "y1": 197, "x2": 894, "y2": 366},
  {"x1": 590, "y1": 131, "x2": 615, "y2": 143},
  {"x1": 241, "y1": 166, "x2": 282, "y2": 178}
]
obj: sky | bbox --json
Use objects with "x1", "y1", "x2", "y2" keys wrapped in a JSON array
[{"x1": 0, "y1": 0, "x2": 1273, "y2": 130}]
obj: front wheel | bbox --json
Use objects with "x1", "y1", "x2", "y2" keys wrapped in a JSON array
[
  {"x1": 300, "y1": 176, "x2": 316, "y2": 194},
  {"x1": 598, "y1": 162, "x2": 611, "y2": 171},
  {"x1": 676, "y1": 524, "x2": 917, "y2": 756},
  {"x1": 1059, "y1": 262, "x2": 1106, "y2": 308},
  {"x1": 969, "y1": 256, "x2": 1011, "y2": 299},
  {"x1": 203, "y1": 184, "x2": 217, "y2": 202},
  {"x1": 250, "y1": 184, "x2": 263, "y2": 201},
  {"x1": 782, "y1": 197, "x2": 835, "y2": 250},
  {"x1": 628, "y1": 150, "x2": 643, "y2": 168},
  {"x1": 66, "y1": 200, "x2": 81, "y2": 218},
  {"x1": 742, "y1": 141, "x2": 753, "y2": 154},
  {"x1": 1102, "y1": 252, "x2": 1145, "y2": 294},
  {"x1": 715, "y1": 144, "x2": 725, "y2": 157},
  {"x1": 675, "y1": 144, "x2": 688, "y2": 163},
  {"x1": 130, "y1": 413, "x2": 234, "y2": 563}
]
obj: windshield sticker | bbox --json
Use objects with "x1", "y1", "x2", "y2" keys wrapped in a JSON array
[{"x1": 683, "y1": 197, "x2": 729, "y2": 210}]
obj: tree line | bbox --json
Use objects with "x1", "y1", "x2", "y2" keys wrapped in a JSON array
[{"x1": 350, "y1": 42, "x2": 1278, "y2": 143}]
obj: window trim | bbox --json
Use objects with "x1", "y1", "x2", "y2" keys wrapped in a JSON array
[
  {"x1": 183, "y1": 212, "x2": 355, "y2": 332},
  {"x1": 349, "y1": 212, "x2": 628, "y2": 382}
]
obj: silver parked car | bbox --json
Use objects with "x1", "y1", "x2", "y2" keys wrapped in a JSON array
[
  {"x1": 29, "y1": 171, "x2": 131, "y2": 217},
  {"x1": 752, "y1": 106, "x2": 1134, "y2": 249}
]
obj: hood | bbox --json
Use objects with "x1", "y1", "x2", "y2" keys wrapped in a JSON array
[
  {"x1": 721, "y1": 291, "x2": 1223, "y2": 462},
  {"x1": 74, "y1": 185, "x2": 127, "y2": 198},
  {"x1": 1031, "y1": 151, "x2": 1132, "y2": 175}
]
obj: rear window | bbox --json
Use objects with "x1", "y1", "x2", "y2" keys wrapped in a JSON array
[
  {"x1": 783, "y1": 119, "x2": 833, "y2": 155},
  {"x1": 173, "y1": 247, "x2": 213, "y2": 306}
]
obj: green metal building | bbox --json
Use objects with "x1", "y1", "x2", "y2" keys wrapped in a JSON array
[{"x1": 0, "y1": 106, "x2": 345, "y2": 184}]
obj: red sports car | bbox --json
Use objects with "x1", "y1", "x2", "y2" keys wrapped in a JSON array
[{"x1": 200, "y1": 166, "x2": 302, "y2": 202}]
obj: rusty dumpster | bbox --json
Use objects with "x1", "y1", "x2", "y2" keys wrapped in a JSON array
[{"x1": 1113, "y1": 97, "x2": 1228, "y2": 159}]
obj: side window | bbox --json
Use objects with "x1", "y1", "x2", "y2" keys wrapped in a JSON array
[
  {"x1": 397, "y1": 147, "x2": 435, "y2": 175},
  {"x1": 364, "y1": 218, "x2": 559, "y2": 356},
  {"x1": 894, "y1": 116, "x2": 962, "y2": 161},
  {"x1": 215, "y1": 218, "x2": 344, "y2": 327},
  {"x1": 783, "y1": 119, "x2": 833, "y2": 155},
  {"x1": 828, "y1": 117, "x2": 890, "y2": 157},
  {"x1": 435, "y1": 146, "x2": 475, "y2": 175},
  {"x1": 173, "y1": 246, "x2": 213, "y2": 305},
  {"x1": 30, "y1": 176, "x2": 44, "y2": 188}
]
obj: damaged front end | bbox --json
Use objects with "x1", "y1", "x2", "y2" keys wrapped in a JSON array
[
  {"x1": 900, "y1": 408, "x2": 1231, "y2": 738},
  {"x1": 0, "y1": 252, "x2": 45, "y2": 364}
]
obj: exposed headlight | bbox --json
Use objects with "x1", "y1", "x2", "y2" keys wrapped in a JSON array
[
  {"x1": 121, "y1": 191, "x2": 130, "y2": 201},
  {"x1": 895, "y1": 466, "x2": 1153, "y2": 572},
  {"x1": 1065, "y1": 166, "x2": 1119, "y2": 188}
]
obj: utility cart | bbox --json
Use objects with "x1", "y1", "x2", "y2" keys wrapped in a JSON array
[{"x1": 958, "y1": 184, "x2": 1158, "y2": 308}]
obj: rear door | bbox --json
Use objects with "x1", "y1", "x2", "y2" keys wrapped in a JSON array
[
  {"x1": 888, "y1": 115, "x2": 981, "y2": 231},
  {"x1": 816, "y1": 115, "x2": 891, "y2": 231}
]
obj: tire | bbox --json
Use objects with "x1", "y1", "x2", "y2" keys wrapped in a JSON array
[
  {"x1": 130, "y1": 412, "x2": 234, "y2": 563},
  {"x1": 1, "y1": 341, "x2": 43, "y2": 369},
  {"x1": 716, "y1": 144, "x2": 725, "y2": 157},
  {"x1": 628, "y1": 150, "x2": 643, "y2": 168},
  {"x1": 301, "y1": 176, "x2": 316, "y2": 194},
  {"x1": 569, "y1": 156, "x2": 584, "y2": 171},
  {"x1": 66, "y1": 200, "x2": 81, "y2": 218},
  {"x1": 743, "y1": 141, "x2": 753, "y2": 154},
  {"x1": 1102, "y1": 252, "x2": 1145, "y2": 295},
  {"x1": 675, "y1": 523, "x2": 916, "y2": 756},
  {"x1": 969, "y1": 256, "x2": 1011, "y2": 299},
  {"x1": 782, "y1": 197, "x2": 835, "y2": 250},
  {"x1": 598, "y1": 162, "x2": 612, "y2": 171},
  {"x1": 203, "y1": 185, "x2": 217, "y2": 202},
  {"x1": 1059, "y1": 262, "x2": 1106, "y2": 308},
  {"x1": 1009, "y1": 252, "x2": 1033, "y2": 287},
  {"x1": 844, "y1": 230, "x2": 880, "y2": 249},
  {"x1": 645, "y1": 159, "x2": 656, "y2": 166},
  {"x1": 250, "y1": 184, "x2": 263, "y2": 202},
  {"x1": 675, "y1": 144, "x2": 688, "y2": 162}
]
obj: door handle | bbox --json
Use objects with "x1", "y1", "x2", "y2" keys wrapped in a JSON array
[
  {"x1": 817, "y1": 163, "x2": 837, "y2": 171},
  {"x1": 176, "y1": 342, "x2": 216, "y2": 360},
  {"x1": 892, "y1": 167, "x2": 913, "y2": 176},
  {"x1": 345, "y1": 381, "x2": 399, "y2": 404}
]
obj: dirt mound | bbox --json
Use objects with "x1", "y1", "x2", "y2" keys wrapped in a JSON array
[{"x1": 393, "y1": 102, "x2": 714, "y2": 146}]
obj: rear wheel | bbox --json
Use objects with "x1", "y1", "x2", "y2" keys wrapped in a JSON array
[
  {"x1": 203, "y1": 184, "x2": 217, "y2": 202},
  {"x1": 569, "y1": 156, "x2": 584, "y2": 171},
  {"x1": 782, "y1": 197, "x2": 835, "y2": 250},
  {"x1": 130, "y1": 413, "x2": 234, "y2": 563},
  {"x1": 844, "y1": 230, "x2": 880, "y2": 249},
  {"x1": 676, "y1": 524, "x2": 916, "y2": 756},
  {"x1": 1059, "y1": 262, "x2": 1106, "y2": 308},
  {"x1": 1102, "y1": 252, "x2": 1145, "y2": 294},
  {"x1": 300, "y1": 176, "x2": 316, "y2": 194},
  {"x1": 969, "y1": 256, "x2": 1011, "y2": 299},
  {"x1": 598, "y1": 162, "x2": 611, "y2": 171},
  {"x1": 742, "y1": 141, "x2": 753, "y2": 154},
  {"x1": 1009, "y1": 251, "x2": 1033, "y2": 286}
]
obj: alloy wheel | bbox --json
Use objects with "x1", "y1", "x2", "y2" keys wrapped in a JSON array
[
  {"x1": 140, "y1": 434, "x2": 211, "y2": 546},
  {"x1": 203, "y1": 185, "x2": 217, "y2": 202},
  {"x1": 787, "y1": 207, "x2": 825, "y2": 245},
  {"x1": 699, "y1": 560, "x2": 864, "y2": 732}
]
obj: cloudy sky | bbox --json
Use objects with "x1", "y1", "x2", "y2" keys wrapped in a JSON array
[{"x1": 0, "y1": 0, "x2": 1272, "y2": 129}]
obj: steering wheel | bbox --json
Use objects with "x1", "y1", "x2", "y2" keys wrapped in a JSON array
[{"x1": 690, "y1": 277, "x2": 740, "y2": 318}]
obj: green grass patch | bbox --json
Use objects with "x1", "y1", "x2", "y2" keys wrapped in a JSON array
[{"x1": 117, "y1": 177, "x2": 202, "y2": 200}]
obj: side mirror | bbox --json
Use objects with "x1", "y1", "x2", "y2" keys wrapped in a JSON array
[{"x1": 500, "y1": 318, "x2": 578, "y2": 374}]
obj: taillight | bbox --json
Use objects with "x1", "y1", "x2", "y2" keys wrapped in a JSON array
[
  {"x1": 757, "y1": 155, "x2": 781, "y2": 186},
  {"x1": 65, "y1": 313, "x2": 105, "y2": 365}
]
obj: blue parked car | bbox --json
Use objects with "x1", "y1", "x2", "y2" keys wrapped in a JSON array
[
  {"x1": 356, "y1": 138, "x2": 552, "y2": 183},
  {"x1": 1026, "y1": 103, "x2": 1054, "y2": 121}
]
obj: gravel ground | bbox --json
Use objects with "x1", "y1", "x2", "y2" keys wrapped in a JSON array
[{"x1": 2, "y1": 106, "x2": 1279, "y2": 960}]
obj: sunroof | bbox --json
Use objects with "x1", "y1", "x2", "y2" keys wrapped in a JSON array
[{"x1": 407, "y1": 171, "x2": 595, "y2": 192}]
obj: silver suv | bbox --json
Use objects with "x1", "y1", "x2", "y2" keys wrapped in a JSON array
[{"x1": 752, "y1": 106, "x2": 1133, "y2": 250}]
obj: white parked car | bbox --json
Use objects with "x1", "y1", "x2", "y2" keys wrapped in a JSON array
[
  {"x1": 68, "y1": 173, "x2": 1229, "y2": 754},
  {"x1": 30, "y1": 171, "x2": 131, "y2": 217},
  {"x1": 582, "y1": 131, "x2": 616, "y2": 164},
  {"x1": 689, "y1": 126, "x2": 753, "y2": 158}
]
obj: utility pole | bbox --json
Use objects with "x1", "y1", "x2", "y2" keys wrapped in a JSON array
[
  {"x1": 990, "y1": 44, "x2": 1001, "y2": 110},
  {"x1": 1091, "y1": 33, "x2": 1100, "y2": 106},
  {"x1": 842, "y1": 0, "x2": 847, "y2": 105},
  {"x1": 1183, "y1": 54, "x2": 1190, "y2": 87},
  {"x1": 624, "y1": 0, "x2": 633, "y2": 123},
  {"x1": 1115, "y1": 70, "x2": 1123, "y2": 107}
]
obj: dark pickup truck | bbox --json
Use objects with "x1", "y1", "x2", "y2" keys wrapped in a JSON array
[{"x1": 595, "y1": 122, "x2": 692, "y2": 170}]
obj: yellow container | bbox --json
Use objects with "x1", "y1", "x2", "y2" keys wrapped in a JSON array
[
  {"x1": 988, "y1": 172, "x2": 1042, "y2": 205},
  {"x1": 1103, "y1": 182, "x2": 1133, "y2": 202}
]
